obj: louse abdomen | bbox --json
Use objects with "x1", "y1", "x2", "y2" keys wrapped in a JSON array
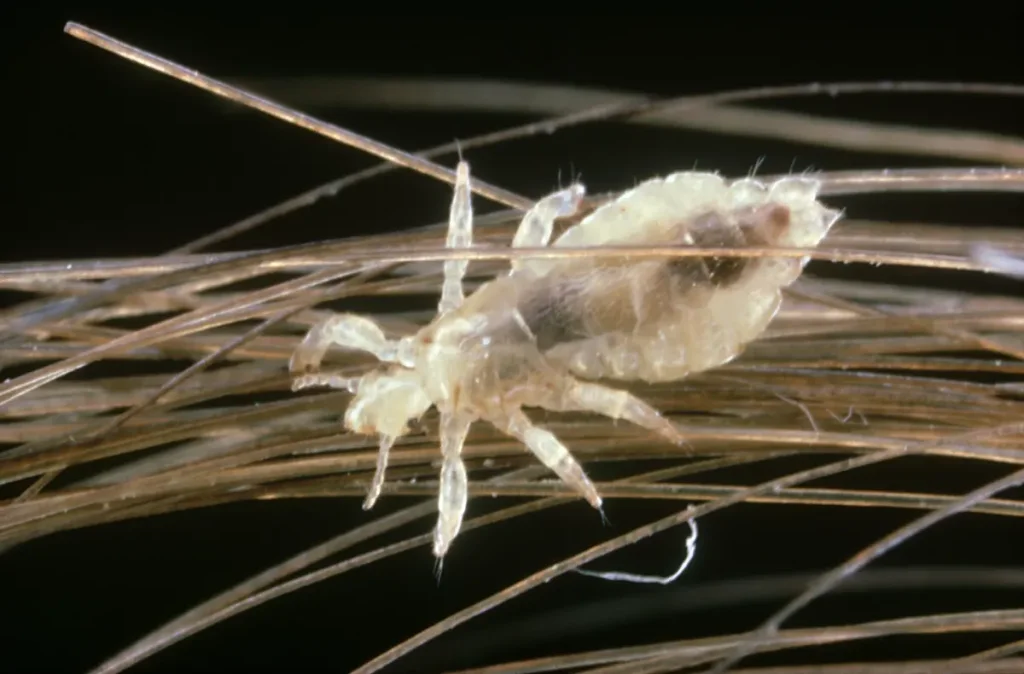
[
  {"x1": 460, "y1": 200, "x2": 808, "y2": 385},
  {"x1": 515, "y1": 274, "x2": 592, "y2": 351},
  {"x1": 514, "y1": 203, "x2": 792, "y2": 353},
  {"x1": 529, "y1": 204, "x2": 802, "y2": 383},
  {"x1": 664, "y1": 203, "x2": 793, "y2": 292}
]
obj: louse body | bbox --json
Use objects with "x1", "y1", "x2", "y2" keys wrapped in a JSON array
[{"x1": 290, "y1": 163, "x2": 841, "y2": 558}]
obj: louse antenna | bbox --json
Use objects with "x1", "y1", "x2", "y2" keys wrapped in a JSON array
[{"x1": 63, "y1": 22, "x2": 533, "y2": 212}]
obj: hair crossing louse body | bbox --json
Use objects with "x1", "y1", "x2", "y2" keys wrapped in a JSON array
[{"x1": 290, "y1": 163, "x2": 842, "y2": 559}]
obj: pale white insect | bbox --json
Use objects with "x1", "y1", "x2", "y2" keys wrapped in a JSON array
[{"x1": 290, "y1": 161, "x2": 842, "y2": 559}]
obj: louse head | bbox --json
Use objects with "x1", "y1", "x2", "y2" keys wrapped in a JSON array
[{"x1": 344, "y1": 368, "x2": 432, "y2": 439}]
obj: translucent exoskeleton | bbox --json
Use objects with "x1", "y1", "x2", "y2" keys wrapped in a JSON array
[{"x1": 290, "y1": 162, "x2": 842, "y2": 559}]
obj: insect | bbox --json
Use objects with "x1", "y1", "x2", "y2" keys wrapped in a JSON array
[{"x1": 290, "y1": 161, "x2": 842, "y2": 559}]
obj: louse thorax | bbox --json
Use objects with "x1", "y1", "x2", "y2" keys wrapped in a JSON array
[{"x1": 410, "y1": 275, "x2": 545, "y2": 410}]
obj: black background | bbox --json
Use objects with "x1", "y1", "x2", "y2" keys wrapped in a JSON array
[{"x1": 4, "y1": 6, "x2": 1023, "y2": 674}]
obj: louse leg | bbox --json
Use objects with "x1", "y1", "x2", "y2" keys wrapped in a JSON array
[
  {"x1": 363, "y1": 434, "x2": 396, "y2": 510},
  {"x1": 433, "y1": 411, "x2": 473, "y2": 558},
  {"x1": 559, "y1": 379, "x2": 685, "y2": 445},
  {"x1": 289, "y1": 313, "x2": 411, "y2": 381},
  {"x1": 291, "y1": 370, "x2": 360, "y2": 393},
  {"x1": 494, "y1": 409, "x2": 603, "y2": 511},
  {"x1": 438, "y1": 161, "x2": 473, "y2": 316},
  {"x1": 510, "y1": 182, "x2": 586, "y2": 270}
]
